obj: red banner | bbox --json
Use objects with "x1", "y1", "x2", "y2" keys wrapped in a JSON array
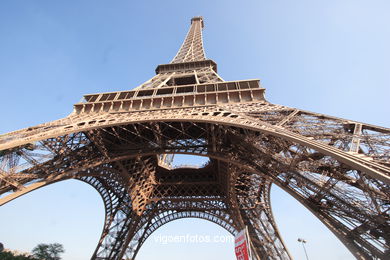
[{"x1": 235, "y1": 229, "x2": 250, "y2": 260}]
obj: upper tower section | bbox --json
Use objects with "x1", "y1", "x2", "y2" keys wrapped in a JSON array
[
  {"x1": 73, "y1": 17, "x2": 264, "y2": 114},
  {"x1": 171, "y1": 16, "x2": 206, "y2": 63},
  {"x1": 155, "y1": 17, "x2": 217, "y2": 74}
]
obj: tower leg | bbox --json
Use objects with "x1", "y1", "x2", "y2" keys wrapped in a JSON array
[
  {"x1": 233, "y1": 167, "x2": 292, "y2": 260},
  {"x1": 226, "y1": 128, "x2": 390, "y2": 260}
]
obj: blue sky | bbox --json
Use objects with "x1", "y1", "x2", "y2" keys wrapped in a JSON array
[{"x1": 0, "y1": 1, "x2": 389, "y2": 259}]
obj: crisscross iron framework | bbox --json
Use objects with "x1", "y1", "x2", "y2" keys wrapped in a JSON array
[{"x1": 0, "y1": 17, "x2": 389, "y2": 260}]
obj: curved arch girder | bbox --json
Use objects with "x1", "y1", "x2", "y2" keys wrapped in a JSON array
[
  {"x1": 1, "y1": 106, "x2": 389, "y2": 184},
  {"x1": 124, "y1": 205, "x2": 238, "y2": 259},
  {"x1": 1, "y1": 117, "x2": 389, "y2": 259}
]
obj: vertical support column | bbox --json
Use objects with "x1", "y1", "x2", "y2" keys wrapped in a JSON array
[
  {"x1": 350, "y1": 123, "x2": 362, "y2": 153},
  {"x1": 87, "y1": 156, "x2": 158, "y2": 260},
  {"x1": 82, "y1": 174, "x2": 138, "y2": 260},
  {"x1": 239, "y1": 180, "x2": 292, "y2": 260},
  {"x1": 226, "y1": 162, "x2": 291, "y2": 259}
]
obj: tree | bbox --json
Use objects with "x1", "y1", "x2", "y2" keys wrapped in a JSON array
[
  {"x1": 31, "y1": 243, "x2": 64, "y2": 260},
  {"x1": 0, "y1": 251, "x2": 35, "y2": 260}
]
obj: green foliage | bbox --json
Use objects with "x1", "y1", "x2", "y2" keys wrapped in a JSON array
[
  {"x1": 0, "y1": 251, "x2": 35, "y2": 260},
  {"x1": 31, "y1": 243, "x2": 64, "y2": 260}
]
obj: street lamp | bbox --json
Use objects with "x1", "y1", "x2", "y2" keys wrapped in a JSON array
[{"x1": 297, "y1": 238, "x2": 309, "y2": 260}]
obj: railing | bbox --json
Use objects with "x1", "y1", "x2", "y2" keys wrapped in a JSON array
[{"x1": 73, "y1": 80, "x2": 265, "y2": 114}]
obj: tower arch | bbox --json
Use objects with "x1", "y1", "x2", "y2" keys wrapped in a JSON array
[{"x1": 0, "y1": 17, "x2": 389, "y2": 260}]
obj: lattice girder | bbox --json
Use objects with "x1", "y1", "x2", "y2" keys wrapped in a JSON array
[
  {"x1": 78, "y1": 158, "x2": 291, "y2": 260},
  {"x1": 233, "y1": 168, "x2": 292, "y2": 259},
  {"x1": 122, "y1": 201, "x2": 238, "y2": 259},
  {"x1": 171, "y1": 17, "x2": 206, "y2": 64},
  {"x1": 1, "y1": 105, "x2": 388, "y2": 183},
  {"x1": 228, "y1": 132, "x2": 389, "y2": 259},
  {"x1": 72, "y1": 153, "x2": 290, "y2": 259},
  {"x1": 1, "y1": 117, "x2": 389, "y2": 259},
  {"x1": 1, "y1": 16, "x2": 390, "y2": 260}
]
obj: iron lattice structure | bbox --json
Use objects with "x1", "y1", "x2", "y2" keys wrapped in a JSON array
[{"x1": 0, "y1": 17, "x2": 389, "y2": 260}]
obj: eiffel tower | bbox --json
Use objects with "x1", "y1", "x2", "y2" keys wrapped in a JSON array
[{"x1": 0, "y1": 17, "x2": 389, "y2": 260}]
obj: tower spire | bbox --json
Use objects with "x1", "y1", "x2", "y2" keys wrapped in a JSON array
[{"x1": 171, "y1": 16, "x2": 206, "y2": 63}]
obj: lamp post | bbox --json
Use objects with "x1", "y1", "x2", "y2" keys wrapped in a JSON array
[{"x1": 297, "y1": 238, "x2": 309, "y2": 260}]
